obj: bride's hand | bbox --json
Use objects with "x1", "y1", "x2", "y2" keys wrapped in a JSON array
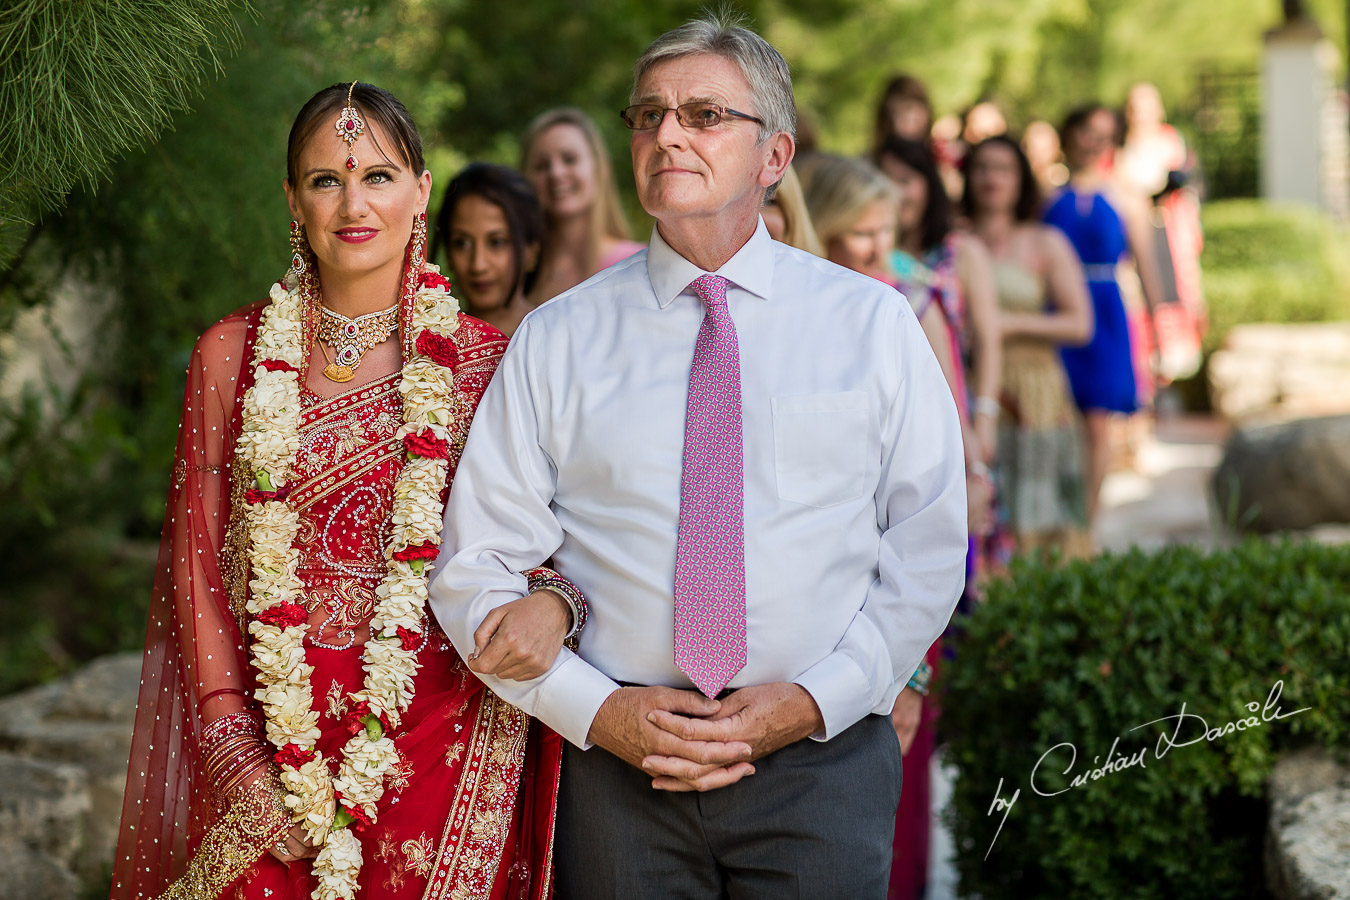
[
  {"x1": 468, "y1": 590, "x2": 571, "y2": 681},
  {"x1": 269, "y1": 824, "x2": 320, "y2": 862}
]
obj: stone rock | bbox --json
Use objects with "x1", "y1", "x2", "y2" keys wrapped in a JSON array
[
  {"x1": 1212, "y1": 415, "x2": 1350, "y2": 532},
  {"x1": 1266, "y1": 747, "x2": 1350, "y2": 900},
  {"x1": 0, "y1": 752, "x2": 91, "y2": 874},
  {"x1": 0, "y1": 839, "x2": 81, "y2": 900},
  {"x1": 1209, "y1": 323, "x2": 1350, "y2": 422},
  {"x1": 0, "y1": 652, "x2": 140, "y2": 884}
]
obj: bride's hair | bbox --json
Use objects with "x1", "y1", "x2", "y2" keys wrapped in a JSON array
[{"x1": 285, "y1": 81, "x2": 425, "y2": 185}]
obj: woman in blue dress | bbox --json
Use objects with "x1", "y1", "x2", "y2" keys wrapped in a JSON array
[{"x1": 1044, "y1": 103, "x2": 1162, "y2": 530}]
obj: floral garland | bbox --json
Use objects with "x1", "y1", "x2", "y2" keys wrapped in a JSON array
[{"x1": 237, "y1": 254, "x2": 461, "y2": 899}]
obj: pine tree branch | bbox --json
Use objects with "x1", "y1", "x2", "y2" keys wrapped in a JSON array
[{"x1": 0, "y1": 0, "x2": 253, "y2": 267}]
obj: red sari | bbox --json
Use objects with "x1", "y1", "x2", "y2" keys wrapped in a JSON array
[{"x1": 112, "y1": 302, "x2": 562, "y2": 900}]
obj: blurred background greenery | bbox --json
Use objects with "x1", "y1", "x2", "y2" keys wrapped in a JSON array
[{"x1": 0, "y1": 0, "x2": 1347, "y2": 694}]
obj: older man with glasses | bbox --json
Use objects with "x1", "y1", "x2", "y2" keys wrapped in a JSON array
[{"x1": 431, "y1": 13, "x2": 967, "y2": 897}]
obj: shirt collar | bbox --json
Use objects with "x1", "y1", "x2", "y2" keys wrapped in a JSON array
[{"x1": 647, "y1": 216, "x2": 775, "y2": 308}]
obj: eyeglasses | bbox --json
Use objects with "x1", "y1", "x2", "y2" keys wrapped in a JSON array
[{"x1": 619, "y1": 102, "x2": 765, "y2": 131}]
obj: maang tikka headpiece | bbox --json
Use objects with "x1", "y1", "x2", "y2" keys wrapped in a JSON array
[{"x1": 336, "y1": 80, "x2": 366, "y2": 172}]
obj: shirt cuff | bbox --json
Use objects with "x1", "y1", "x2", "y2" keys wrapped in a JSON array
[
  {"x1": 534, "y1": 654, "x2": 621, "y2": 749},
  {"x1": 792, "y1": 651, "x2": 877, "y2": 741}
]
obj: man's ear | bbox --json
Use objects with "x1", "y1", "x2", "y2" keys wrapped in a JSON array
[{"x1": 758, "y1": 132, "x2": 796, "y2": 190}]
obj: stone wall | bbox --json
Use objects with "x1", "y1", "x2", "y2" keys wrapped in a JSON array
[
  {"x1": 1208, "y1": 323, "x2": 1350, "y2": 422},
  {"x1": 0, "y1": 653, "x2": 140, "y2": 899},
  {"x1": 1266, "y1": 747, "x2": 1350, "y2": 899}
]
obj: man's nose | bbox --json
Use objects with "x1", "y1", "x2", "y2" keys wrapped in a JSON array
[{"x1": 653, "y1": 108, "x2": 688, "y2": 149}]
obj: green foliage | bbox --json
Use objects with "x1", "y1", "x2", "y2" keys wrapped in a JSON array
[
  {"x1": 942, "y1": 540, "x2": 1350, "y2": 900},
  {"x1": 0, "y1": 0, "x2": 250, "y2": 266},
  {"x1": 1199, "y1": 200, "x2": 1350, "y2": 353}
]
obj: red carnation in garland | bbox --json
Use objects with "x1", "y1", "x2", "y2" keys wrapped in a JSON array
[
  {"x1": 393, "y1": 542, "x2": 438, "y2": 563},
  {"x1": 244, "y1": 483, "x2": 291, "y2": 505},
  {"x1": 419, "y1": 271, "x2": 452, "y2": 292},
  {"x1": 397, "y1": 626, "x2": 422, "y2": 652},
  {"x1": 402, "y1": 430, "x2": 451, "y2": 459},
  {"x1": 343, "y1": 701, "x2": 391, "y2": 737},
  {"x1": 274, "y1": 743, "x2": 317, "y2": 769},
  {"x1": 344, "y1": 701, "x2": 374, "y2": 735},
  {"x1": 260, "y1": 359, "x2": 298, "y2": 374},
  {"x1": 342, "y1": 799, "x2": 375, "y2": 833},
  {"x1": 415, "y1": 330, "x2": 458, "y2": 369},
  {"x1": 256, "y1": 602, "x2": 308, "y2": 629}
]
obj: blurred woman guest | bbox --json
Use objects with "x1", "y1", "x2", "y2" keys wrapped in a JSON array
[
  {"x1": 434, "y1": 163, "x2": 545, "y2": 338},
  {"x1": 1120, "y1": 82, "x2": 1206, "y2": 382},
  {"x1": 876, "y1": 137, "x2": 1001, "y2": 470},
  {"x1": 1118, "y1": 83, "x2": 1186, "y2": 198},
  {"x1": 1023, "y1": 119, "x2": 1069, "y2": 196},
  {"x1": 872, "y1": 73, "x2": 934, "y2": 152},
  {"x1": 761, "y1": 163, "x2": 823, "y2": 255},
  {"x1": 113, "y1": 82, "x2": 580, "y2": 900},
  {"x1": 803, "y1": 152, "x2": 966, "y2": 900},
  {"x1": 1046, "y1": 105, "x2": 1166, "y2": 528},
  {"x1": 965, "y1": 135, "x2": 1095, "y2": 558},
  {"x1": 521, "y1": 107, "x2": 644, "y2": 303}
]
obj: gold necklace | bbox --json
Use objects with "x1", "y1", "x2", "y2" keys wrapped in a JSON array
[{"x1": 316, "y1": 303, "x2": 399, "y2": 382}]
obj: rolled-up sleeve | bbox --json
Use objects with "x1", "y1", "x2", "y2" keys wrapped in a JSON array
[
  {"x1": 428, "y1": 317, "x2": 619, "y2": 748},
  {"x1": 794, "y1": 308, "x2": 968, "y2": 739}
]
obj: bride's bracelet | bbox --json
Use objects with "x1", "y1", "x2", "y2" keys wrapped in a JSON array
[
  {"x1": 524, "y1": 567, "x2": 588, "y2": 648},
  {"x1": 201, "y1": 710, "x2": 271, "y2": 799}
]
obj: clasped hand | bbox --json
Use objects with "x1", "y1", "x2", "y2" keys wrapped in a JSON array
[{"x1": 588, "y1": 682, "x2": 824, "y2": 793}]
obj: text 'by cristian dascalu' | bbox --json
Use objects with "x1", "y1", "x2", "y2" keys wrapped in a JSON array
[{"x1": 982, "y1": 679, "x2": 1311, "y2": 859}]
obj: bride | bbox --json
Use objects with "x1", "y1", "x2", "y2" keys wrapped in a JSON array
[{"x1": 112, "y1": 81, "x2": 580, "y2": 900}]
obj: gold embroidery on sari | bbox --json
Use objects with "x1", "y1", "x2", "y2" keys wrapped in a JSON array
[
  {"x1": 405, "y1": 833, "x2": 436, "y2": 877},
  {"x1": 388, "y1": 749, "x2": 415, "y2": 794},
  {"x1": 424, "y1": 692, "x2": 530, "y2": 900},
  {"x1": 222, "y1": 460, "x2": 253, "y2": 638},
  {"x1": 155, "y1": 775, "x2": 290, "y2": 900},
  {"x1": 327, "y1": 679, "x2": 349, "y2": 720}
]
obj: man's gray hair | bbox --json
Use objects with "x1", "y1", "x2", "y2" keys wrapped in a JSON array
[{"x1": 631, "y1": 12, "x2": 796, "y2": 146}]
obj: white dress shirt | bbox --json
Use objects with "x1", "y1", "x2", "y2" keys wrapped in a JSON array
[{"x1": 430, "y1": 220, "x2": 968, "y2": 749}]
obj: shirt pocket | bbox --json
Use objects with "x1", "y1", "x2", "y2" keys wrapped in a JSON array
[{"x1": 771, "y1": 391, "x2": 869, "y2": 508}]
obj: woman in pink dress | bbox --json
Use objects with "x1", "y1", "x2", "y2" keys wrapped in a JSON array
[
  {"x1": 113, "y1": 82, "x2": 582, "y2": 900},
  {"x1": 520, "y1": 108, "x2": 645, "y2": 304}
]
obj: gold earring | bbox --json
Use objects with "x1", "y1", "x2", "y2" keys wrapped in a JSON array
[
  {"x1": 411, "y1": 212, "x2": 427, "y2": 267},
  {"x1": 289, "y1": 220, "x2": 307, "y2": 276}
]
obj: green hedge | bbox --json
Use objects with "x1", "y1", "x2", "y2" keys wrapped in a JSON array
[
  {"x1": 941, "y1": 540, "x2": 1350, "y2": 899},
  {"x1": 1199, "y1": 200, "x2": 1350, "y2": 353}
]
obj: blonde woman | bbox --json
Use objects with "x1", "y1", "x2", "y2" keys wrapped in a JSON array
[
  {"x1": 761, "y1": 163, "x2": 823, "y2": 255},
  {"x1": 521, "y1": 107, "x2": 645, "y2": 303},
  {"x1": 803, "y1": 155, "x2": 966, "y2": 416},
  {"x1": 802, "y1": 153, "x2": 976, "y2": 900}
]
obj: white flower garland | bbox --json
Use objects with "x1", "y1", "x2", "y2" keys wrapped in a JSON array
[{"x1": 237, "y1": 263, "x2": 461, "y2": 899}]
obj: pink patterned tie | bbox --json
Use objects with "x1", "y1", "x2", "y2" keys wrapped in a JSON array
[{"x1": 673, "y1": 274, "x2": 747, "y2": 698}]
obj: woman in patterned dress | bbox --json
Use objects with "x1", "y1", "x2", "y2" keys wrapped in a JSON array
[
  {"x1": 801, "y1": 151, "x2": 975, "y2": 900},
  {"x1": 965, "y1": 135, "x2": 1095, "y2": 558},
  {"x1": 113, "y1": 83, "x2": 579, "y2": 900}
]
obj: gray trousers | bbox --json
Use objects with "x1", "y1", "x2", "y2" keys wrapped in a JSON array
[{"x1": 555, "y1": 713, "x2": 902, "y2": 899}]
